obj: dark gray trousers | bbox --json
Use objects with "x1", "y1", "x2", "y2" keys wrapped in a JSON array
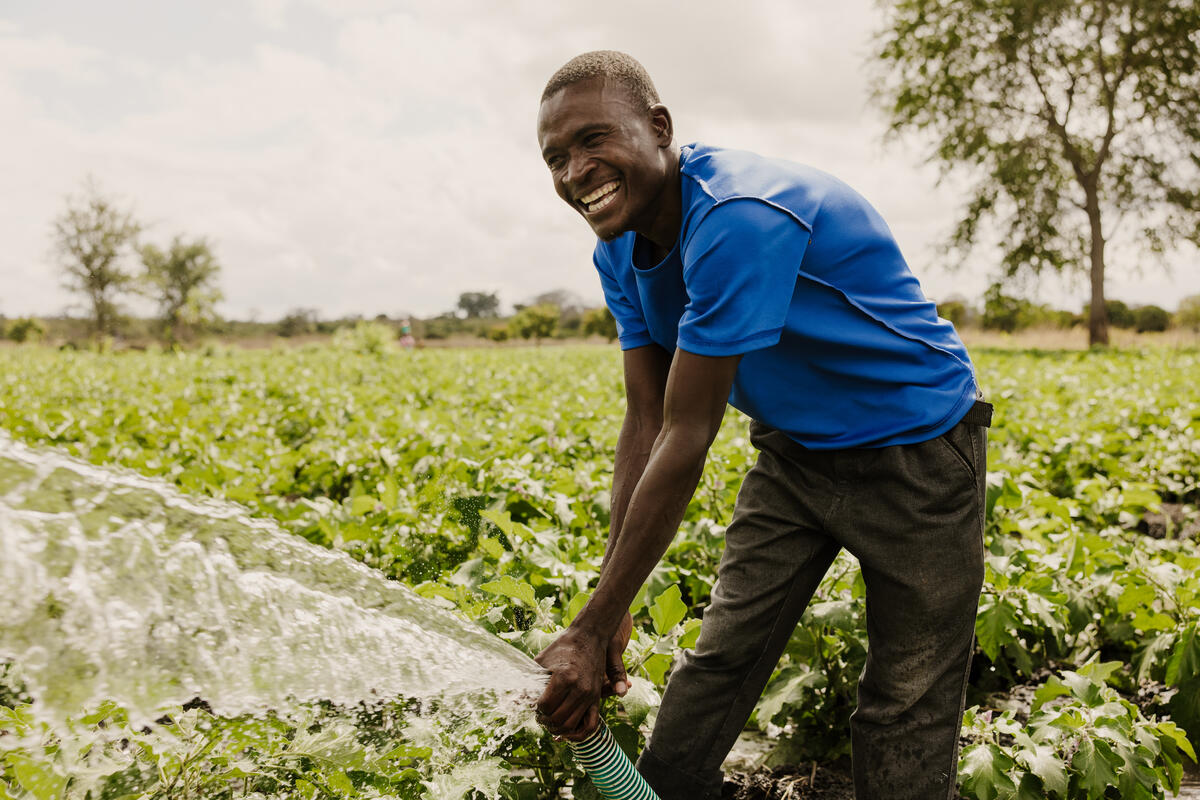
[{"x1": 636, "y1": 417, "x2": 987, "y2": 800}]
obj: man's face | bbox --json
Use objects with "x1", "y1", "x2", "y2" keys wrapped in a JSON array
[{"x1": 537, "y1": 78, "x2": 674, "y2": 242}]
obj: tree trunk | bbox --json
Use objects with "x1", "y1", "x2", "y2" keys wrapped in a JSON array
[{"x1": 1085, "y1": 188, "x2": 1109, "y2": 347}]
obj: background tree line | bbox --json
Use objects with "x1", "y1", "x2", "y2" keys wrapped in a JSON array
[{"x1": 40, "y1": 178, "x2": 225, "y2": 346}]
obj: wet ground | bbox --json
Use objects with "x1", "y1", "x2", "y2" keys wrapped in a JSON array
[
  {"x1": 721, "y1": 763, "x2": 1199, "y2": 799},
  {"x1": 721, "y1": 731, "x2": 1200, "y2": 799},
  {"x1": 724, "y1": 764, "x2": 855, "y2": 800}
]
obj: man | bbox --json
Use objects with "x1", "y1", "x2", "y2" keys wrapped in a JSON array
[{"x1": 533, "y1": 50, "x2": 989, "y2": 800}]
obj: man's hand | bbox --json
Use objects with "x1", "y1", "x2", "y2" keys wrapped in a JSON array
[
  {"x1": 534, "y1": 626, "x2": 608, "y2": 740},
  {"x1": 602, "y1": 612, "x2": 633, "y2": 698}
]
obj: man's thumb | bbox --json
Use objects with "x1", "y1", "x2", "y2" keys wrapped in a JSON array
[{"x1": 606, "y1": 648, "x2": 628, "y2": 697}]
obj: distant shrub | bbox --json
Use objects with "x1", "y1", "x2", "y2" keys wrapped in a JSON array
[
  {"x1": 937, "y1": 300, "x2": 969, "y2": 329},
  {"x1": 582, "y1": 306, "x2": 619, "y2": 341},
  {"x1": 6, "y1": 317, "x2": 45, "y2": 343},
  {"x1": 1107, "y1": 299, "x2": 1136, "y2": 329},
  {"x1": 1175, "y1": 295, "x2": 1200, "y2": 331},
  {"x1": 1134, "y1": 304, "x2": 1170, "y2": 333},
  {"x1": 332, "y1": 321, "x2": 395, "y2": 355},
  {"x1": 981, "y1": 285, "x2": 1034, "y2": 332},
  {"x1": 509, "y1": 304, "x2": 558, "y2": 344},
  {"x1": 276, "y1": 308, "x2": 318, "y2": 337},
  {"x1": 1081, "y1": 299, "x2": 1138, "y2": 329},
  {"x1": 486, "y1": 325, "x2": 510, "y2": 343}
]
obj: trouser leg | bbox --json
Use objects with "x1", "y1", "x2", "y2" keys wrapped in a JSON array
[
  {"x1": 834, "y1": 422, "x2": 988, "y2": 800},
  {"x1": 636, "y1": 424, "x2": 840, "y2": 800}
]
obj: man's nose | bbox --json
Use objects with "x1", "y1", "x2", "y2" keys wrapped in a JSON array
[{"x1": 564, "y1": 152, "x2": 594, "y2": 186}]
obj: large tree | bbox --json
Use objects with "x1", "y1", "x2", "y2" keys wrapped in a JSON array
[
  {"x1": 140, "y1": 236, "x2": 224, "y2": 344},
  {"x1": 456, "y1": 291, "x2": 500, "y2": 319},
  {"x1": 875, "y1": 0, "x2": 1200, "y2": 345},
  {"x1": 52, "y1": 179, "x2": 142, "y2": 338}
]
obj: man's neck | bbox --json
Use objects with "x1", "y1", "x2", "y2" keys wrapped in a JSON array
[{"x1": 635, "y1": 146, "x2": 683, "y2": 262}]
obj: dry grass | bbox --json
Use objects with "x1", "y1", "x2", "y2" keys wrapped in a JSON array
[{"x1": 960, "y1": 326, "x2": 1200, "y2": 350}]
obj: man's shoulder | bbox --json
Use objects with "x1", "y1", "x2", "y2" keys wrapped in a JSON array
[
  {"x1": 681, "y1": 143, "x2": 841, "y2": 201},
  {"x1": 680, "y1": 142, "x2": 853, "y2": 232}
]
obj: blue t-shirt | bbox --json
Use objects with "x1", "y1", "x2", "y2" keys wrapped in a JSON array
[{"x1": 594, "y1": 142, "x2": 978, "y2": 450}]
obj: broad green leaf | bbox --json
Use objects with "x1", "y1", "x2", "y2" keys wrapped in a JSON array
[
  {"x1": 1072, "y1": 738, "x2": 1119, "y2": 799},
  {"x1": 482, "y1": 509, "x2": 517, "y2": 538},
  {"x1": 975, "y1": 598, "x2": 1019, "y2": 661},
  {"x1": 1032, "y1": 676, "x2": 1072, "y2": 712},
  {"x1": 619, "y1": 679, "x2": 659, "y2": 727},
  {"x1": 1132, "y1": 610, "x2": 1177, "y2": 632},
  {"x1": 649, "y1": 584, "x2": 686, "y2": 635},
  {"x1": 326, "y1": 769, "x2": 355, "y2": 796},
  {"x1": 479, "y1": 575, "x2": 537, "y2": 608},
  {"x1": 1016, "y1": 743, "x2": 1067, "y2": 797},
  {"x1": 1076, "y1": 661, "x2": 1121, "y2": 685},
  {"x1": 6, "y1": 754, "x2": 69, "y2": 800},
  {"x1": 380, "y1": 474, "x2": 399, "y2": 509},
  {"x1": 1116, "y1": 582, "x2": 1155, "y2": 614},
  {"x1": 350, "y1": 494, "x2": 378, "y2": 516},
  {"x1": 807, "y1": 599, "x2": 855, "y2": 629},
  {"x1": 479, "y1": 536, "x2": 504, "y2": 560},
  {"x1": 958, "y1": 743, "x2": 1016, "y2": 800},
  {"x1": 565, "y1": 591, "x2": 590, "y2": 624},
  {"x1": 1161, "y1": 698, "x2": 1199, "y2": 761},
  {"x1": 678, "y1": 617, "x2": 703, "y2": 649},
  {"x1": 757, "y1": 666, "x2": 825, "y2": 726},
  {"x1": 1166, "y1": 623, "x2": 1200, "y2": 685}
]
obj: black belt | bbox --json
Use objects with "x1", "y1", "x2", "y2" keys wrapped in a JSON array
[{"x1": 960, "y1": 399, "x2": 993, "y2": 428}]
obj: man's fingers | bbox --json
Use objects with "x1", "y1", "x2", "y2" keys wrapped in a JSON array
[
  {"x1": 539, "y1": 682, "x2": 588, "y2": 731},
  {"x1": 561, "y1": 706, "x2": 600, "y2": 742},
  {"x1": 605, "y1": 646, "x2": 628, "y2": 697},
  {"x1": 535, "y1": 679, "x2": 569, "y2": 717}
]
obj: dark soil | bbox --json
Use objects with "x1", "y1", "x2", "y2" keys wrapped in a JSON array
[
  {"x1": 723, "y1": 763, "x2": 855, "y2": 800},
  {"x1": 1141, "y1": 503, "x2": 1200, "y2": 539}
]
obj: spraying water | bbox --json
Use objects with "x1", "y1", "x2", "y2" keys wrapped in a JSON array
[{"x1": 0, "y1": 434, "x2": 549, "y2": 798}]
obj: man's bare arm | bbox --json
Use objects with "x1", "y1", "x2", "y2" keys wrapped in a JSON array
[
  {"x1": 604, "y1": 344, "x2": 672, "y2": 570},
  {"x1": 535, "y1": 348, "x2": 741, "y2": 737}
]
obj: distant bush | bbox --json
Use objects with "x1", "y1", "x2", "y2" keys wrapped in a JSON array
[
  {"x1": 5, "y1": 317, "x2": 45, "y2": 343},
  {"x1": 1134, "y1": 304, "x2": 1170, "y2": 333},
  {"x1": 509, "y1": 304, "x2": 558, "y2": 344},
  {"x1": 486, "y1": 325, "x2": 510, "y2": 343},
  {"x1": 981, "y1": 285, "x2": 1033, "y2": 332},
  {"x1": 937, "y1": 300, "x2": 969, "y2": 329},
  {"x1": 582, "y1": 306, "x2": 618, "y2": 341},
  {"x1": 332, "y1": 321, "x2": 395, "y2": 355},
  {"x1": 276, "y1": 308, "x2": 318, "y2": 337},
  {"x1": 1176, "y1": 295, "x2": 1200, "y2": 331}
]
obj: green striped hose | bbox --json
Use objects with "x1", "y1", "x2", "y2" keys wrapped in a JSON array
[{"x1": 568, "y1": 721, "x2": 660, "y2": 800}]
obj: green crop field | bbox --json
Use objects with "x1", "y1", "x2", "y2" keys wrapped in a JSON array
[{"x1": 1, "y1": 342, "x2": 1198, "y2": 799}]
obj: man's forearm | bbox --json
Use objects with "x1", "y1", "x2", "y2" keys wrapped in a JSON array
[
  {"x1": 573, "y1": 424, "x2": 712, "y2": 642},
  {"x1": 602, "y1": 409, "x2": 661, "y2": 574}
]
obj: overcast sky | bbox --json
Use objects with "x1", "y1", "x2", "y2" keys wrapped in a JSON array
[{"x1": 2, "y1": 0, "x2": 1196, "y2": 321}]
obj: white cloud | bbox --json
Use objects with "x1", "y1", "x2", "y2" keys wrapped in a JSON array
[{"x1": 0, "y1": 1, "x2": 1196, "y2": 322}]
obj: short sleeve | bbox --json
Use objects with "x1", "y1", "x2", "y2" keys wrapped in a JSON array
[
  {"x1": 594, "y1": 247, "x2": 653, "y2": 350},
  {"x1": 677, "y1": 199, "x2": 809, "y2": 356}
]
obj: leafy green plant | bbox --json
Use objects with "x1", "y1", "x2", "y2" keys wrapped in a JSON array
[{"x1": 958, "y1": 662, "x2": 1195, "y2": 800}]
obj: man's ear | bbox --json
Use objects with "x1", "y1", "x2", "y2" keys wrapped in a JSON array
[{"x1": 648, "y1": 103, "x2": 674, "y2": 146}]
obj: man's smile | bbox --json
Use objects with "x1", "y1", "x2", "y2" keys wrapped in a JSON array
[{"x1": 577, "y1": 180, "x2": 621, "y2": 214}]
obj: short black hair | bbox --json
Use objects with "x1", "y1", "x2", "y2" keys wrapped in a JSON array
[{"x1": 541, "y1": 50, "x2": 661, "y2": 108}]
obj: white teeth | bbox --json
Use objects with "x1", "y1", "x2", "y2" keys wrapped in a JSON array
[
  {"x1": 588, "y1": 192, "x2": 617, "y2": 213},
  {"x1": 580, "y1": 181, "x2": 619, "y2": 205}
]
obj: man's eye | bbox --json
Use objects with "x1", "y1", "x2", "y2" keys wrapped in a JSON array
[
  {"x1": 584, "y1": 134, "x2": 605, "y2": 146},
  {"x1": 547, "y1": 157, "x2": 564, "y2": 171}
]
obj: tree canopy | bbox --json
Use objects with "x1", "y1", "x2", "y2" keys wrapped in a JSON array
[
  {"x1": 456, "y1": 291, "x2": 500, "y2": 319},
  {"x1": 875, "y1": 0, "x2": 1200, "y2": 345},
  {"x1": 52, "y1": 179, "x2": 142, "y2": 338},
  {"x1": 140, "y1": 236, "x2": 224, "y2": 344}
]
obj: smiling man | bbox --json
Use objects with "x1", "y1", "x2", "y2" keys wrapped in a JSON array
[{"x1": 533, "y1": 51, "x2": 991, "y2": 800}]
